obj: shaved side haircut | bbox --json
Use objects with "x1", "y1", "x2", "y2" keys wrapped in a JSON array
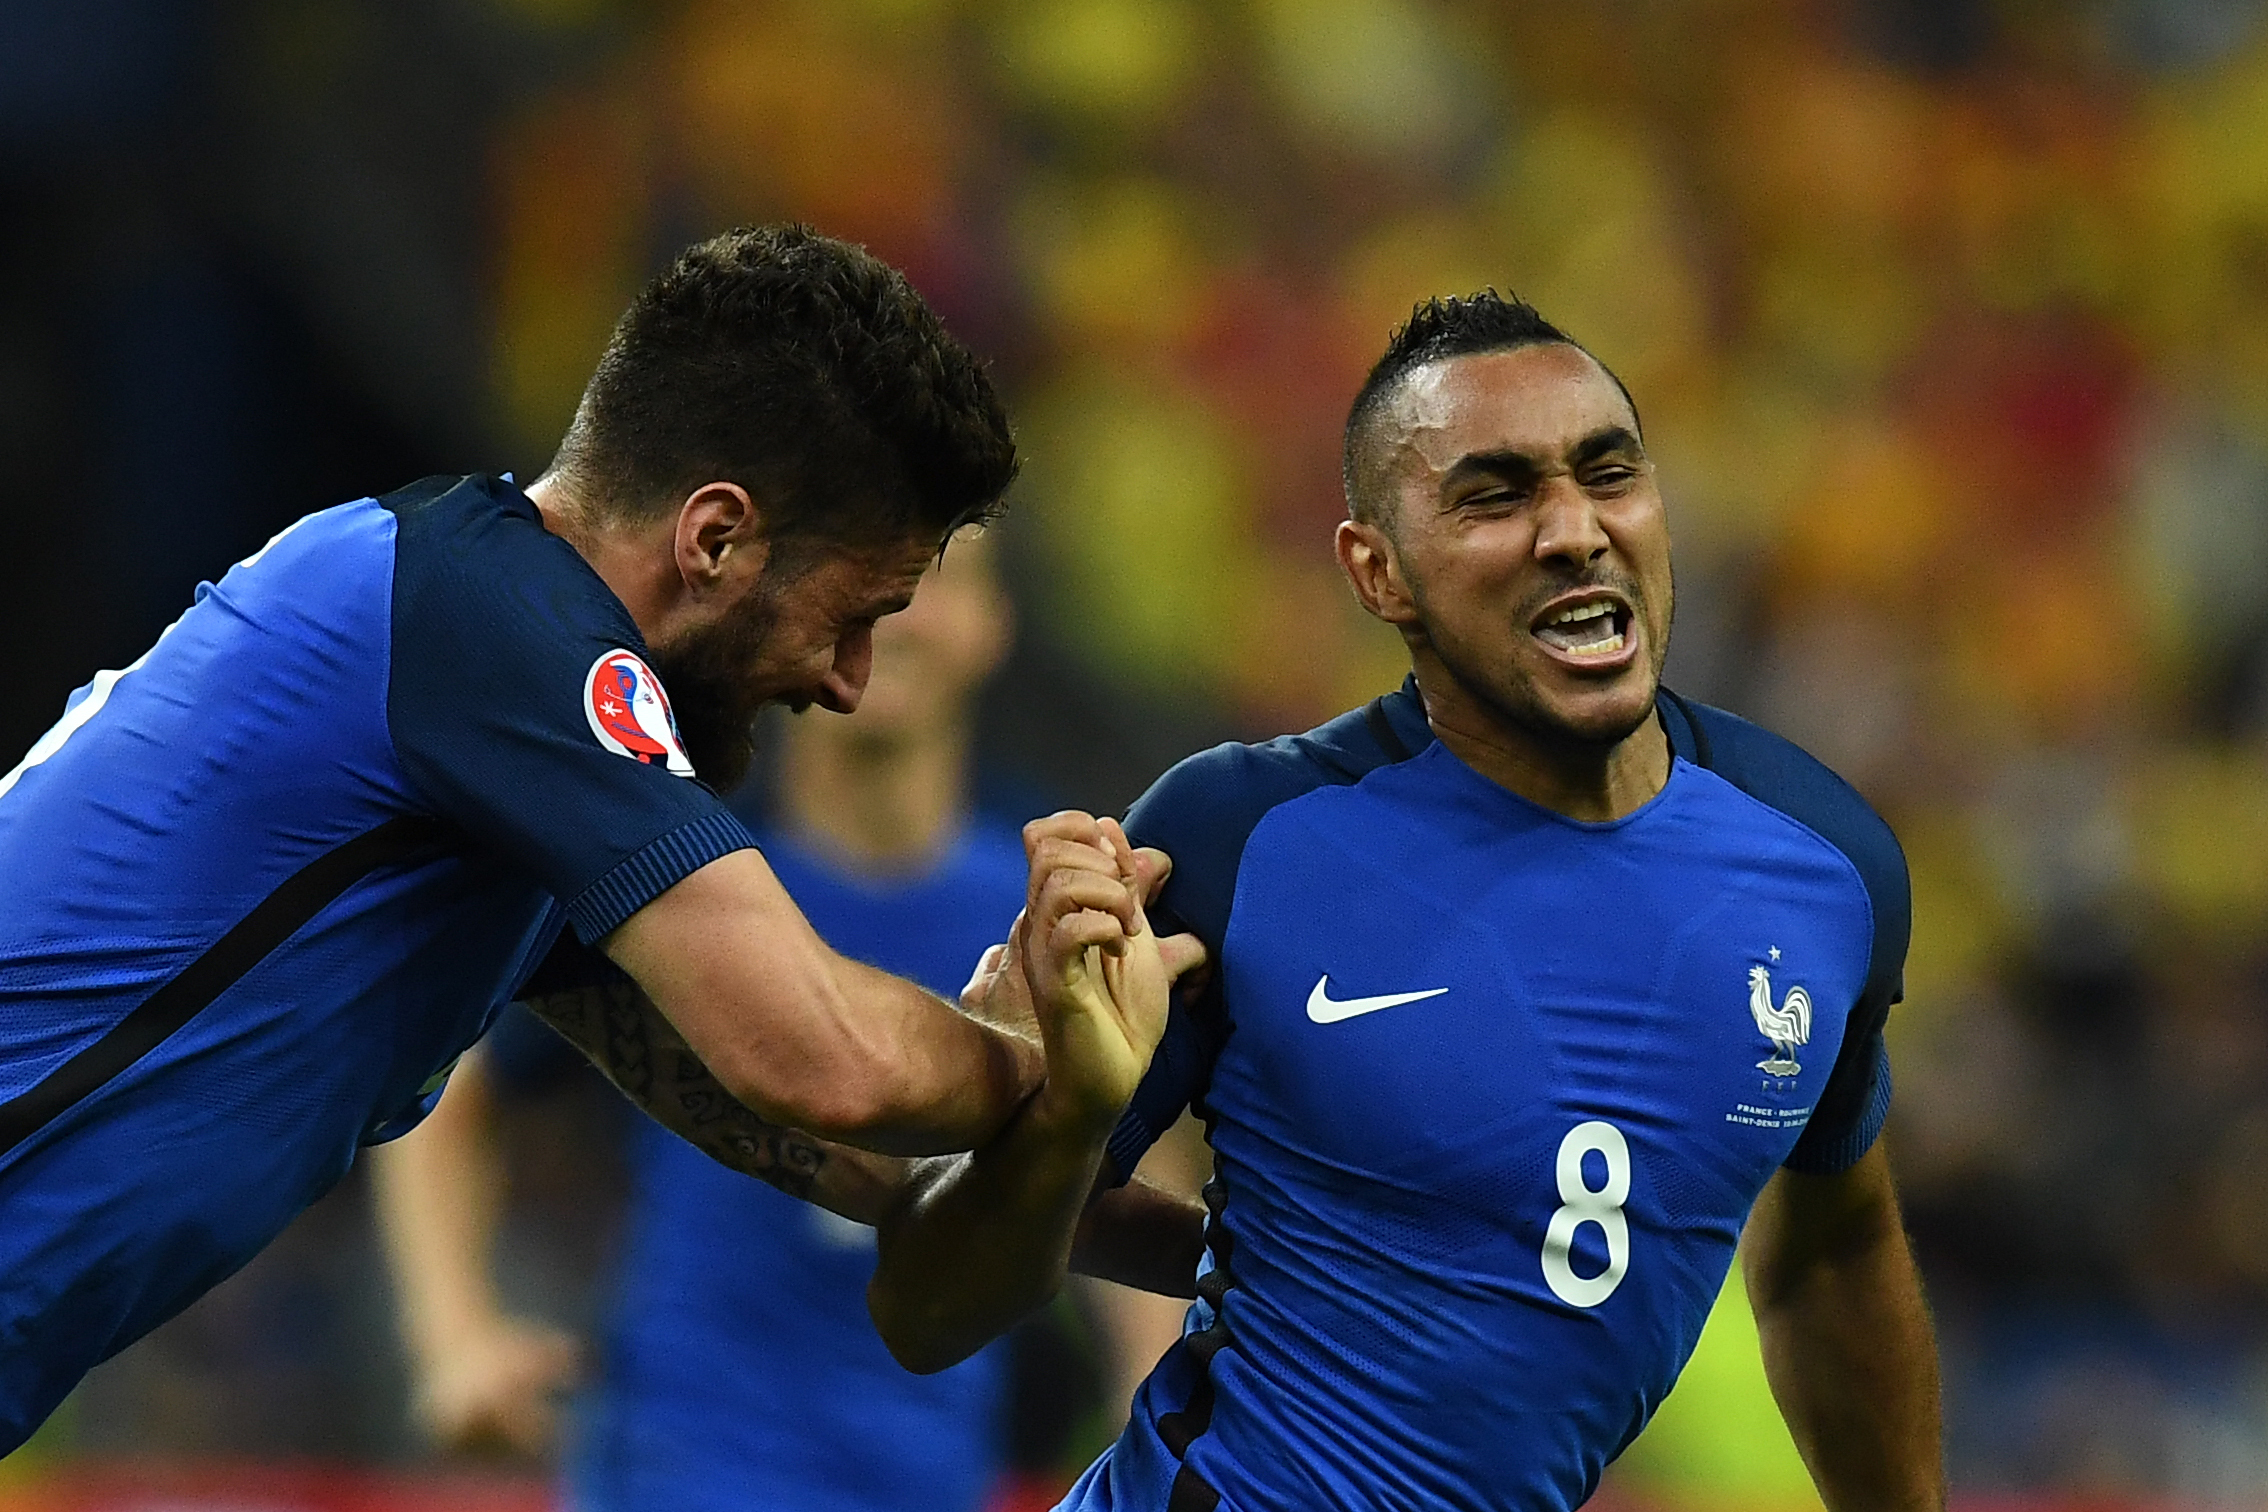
[{"x1": 1341, "y1": 291, "x2": 1639, "y2": 527}]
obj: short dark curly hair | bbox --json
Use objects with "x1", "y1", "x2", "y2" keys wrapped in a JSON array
[
  {"x1": 550, "y1": 226, "x2": 1017, "y2": 552},
  {"x1": 1341, "y1": 290, "x2": 1638, "y2": 525}
]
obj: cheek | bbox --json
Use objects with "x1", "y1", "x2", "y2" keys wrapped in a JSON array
[{"x1": 1426, "y1": 530, "x2": 1539, "y2": 608}]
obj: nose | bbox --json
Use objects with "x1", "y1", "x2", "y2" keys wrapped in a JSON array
[
  {"x1": 813, "y1": 624, "x2": 874, "y2": 715},
  {"x1": 1531, "y1": 479, "x2": 1610, "y2": 570}
]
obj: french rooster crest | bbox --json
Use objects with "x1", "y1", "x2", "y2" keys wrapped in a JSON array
[{"x1": 1747, "y1": 964, "x2": 1810, "y2": 1076}]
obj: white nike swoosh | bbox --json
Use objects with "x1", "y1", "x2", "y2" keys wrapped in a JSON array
[{"x1": 1305, "y1": 976, "x2": 1450, "y2": 1024}]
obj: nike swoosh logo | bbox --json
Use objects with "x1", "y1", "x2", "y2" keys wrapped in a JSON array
[{"x1": 1305, "y1": 976, "x2": 1450, "y2": 1024}]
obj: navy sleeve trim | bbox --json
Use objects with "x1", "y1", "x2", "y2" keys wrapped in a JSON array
[
  {"x1": 1783, "y1": 1038, "x2": 1892, "y2": 1174},
  {"x1": 564, "y1": 809, "x2": 758, "y2": 943},
  {"x1": 1106, "y1": 1107, "x2": 1158, "y2": 1185}
]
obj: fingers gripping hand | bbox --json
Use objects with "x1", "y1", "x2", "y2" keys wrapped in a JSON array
[
  {"x1": 959, "y1": 813, "x2": 1133, "y2": 1049},
  {"x1": 1019, "y1": 814, "x2": 1180, "y2": 1126},
  {"x1": 961, "y1": 917, "x2": 1039, "y2": 1044},
  {"x1": 1126, "y1": 843, "x2": 1208, "y2": 986}
]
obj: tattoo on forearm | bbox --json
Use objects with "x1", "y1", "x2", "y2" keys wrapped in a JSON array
[{"x1": 524, "y1": 979, "x2": 829, "y2": 1202}]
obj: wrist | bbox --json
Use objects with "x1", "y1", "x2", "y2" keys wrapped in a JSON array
[{"x1": 1031, "y1": 1075, "x2": 1129, "y2": 1144}]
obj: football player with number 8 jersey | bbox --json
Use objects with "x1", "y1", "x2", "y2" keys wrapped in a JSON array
[{"x1": 866, "y1": 294, "x2": 1947, "y2": 1512}]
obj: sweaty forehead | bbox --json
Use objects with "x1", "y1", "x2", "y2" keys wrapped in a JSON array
[{"x1": 1385, "y1": 344, "x2": 1638, "y2": 481}]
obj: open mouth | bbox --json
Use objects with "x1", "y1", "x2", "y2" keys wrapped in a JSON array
[{"x1": 1532, "y1": 595, "x2": 1634, "y2": 662}]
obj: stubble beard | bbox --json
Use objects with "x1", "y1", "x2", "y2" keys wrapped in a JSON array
[
  {"x1": 1414, "y1": 565, "x2": 1674, "y2": 756},
  {"x1": 650, "y1": 575, "x2": 787, "y2": 794}
]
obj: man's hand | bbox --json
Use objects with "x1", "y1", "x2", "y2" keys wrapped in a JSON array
[
  {"x1": 962, "y1": 838, "x2": 1187, "y2": 1054},
  {"x1": 960, "y1": 920, "x2": 1037, "y2": 1044},
  {"x1": 865, "y1": 814, "x2": 1206, "y2": 1374},
  {"x1": 408, "y1": 1313, "x2": 581, "y2": 1458},
  {"x1": 1018, "y1": 813, "x2": 1202, "y2": 1130}
]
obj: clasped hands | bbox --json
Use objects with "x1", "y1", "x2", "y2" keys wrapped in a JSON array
[{"x1": 962, "y1": 812, "x2": 1208, "y2": 1133}]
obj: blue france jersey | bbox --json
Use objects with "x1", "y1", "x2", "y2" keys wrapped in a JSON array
[
  {"x1": 0, "y1": 475, "x2": 755, "y2": 1451},
  {"x1": 565, "y1": 823, "x2": 1022, "y2": 1512},
  {"x1": 1074, "y1": 682, "x2": 1907, "y2": 1512}
]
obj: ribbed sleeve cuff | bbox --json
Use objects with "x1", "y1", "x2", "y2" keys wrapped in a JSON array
[
  {"x1": 1103, "y1": 1108, "x2": 1157, "y2": 1189},
  {"x1": 565, "y1": 809, "x2": 759, "y2": 942},
  {"x1": 1782, "y1": 1043, "x2": 1894, "y2": 1175}
]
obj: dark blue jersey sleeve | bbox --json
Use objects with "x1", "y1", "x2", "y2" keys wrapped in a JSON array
[
  {"x1": 1105, "y1": 691, "x2": 1424, "y2": 1181},
  {"x1": 383, "y1": 476, "x2": 756, "y2": 944},
  {"x1": 1661, "y1": 691, "x2": 1911, "y2": 1173}
]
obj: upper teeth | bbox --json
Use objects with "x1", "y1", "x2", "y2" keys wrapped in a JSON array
[{"x1": 1547, "y1": 602, "x2": 1616, "y2": 627}]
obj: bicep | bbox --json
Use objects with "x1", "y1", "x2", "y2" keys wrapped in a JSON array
[
  {"x1": 1743, "y1": 1141, "x2": 1904, "y2": 1305},
  {"x1": 602, "y1": 847, "x2": 833, "y2": 1013}
]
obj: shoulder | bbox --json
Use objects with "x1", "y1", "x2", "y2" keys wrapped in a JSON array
[
  {"x1": 381, "y1": 473, "x2": 658, "y2": 743},
  {"x1": 1126, "y1": 684, "x2": 1425, "y2": 948},
  {"x1": 384, "y1": 474, "x2": 634, "y2": 633},
  {"x1": 1660, "y1": 691, "x2": 1910, "y2": 971}
]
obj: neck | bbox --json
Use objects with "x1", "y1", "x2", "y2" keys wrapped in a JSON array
[
  {"x1": 776, "y1": 715, "x2": 971, "y2": 873},
  {"x1": 1409, "y1": 657, "x2": 1671, "y2": 823},
  {"x1": 526, "y1": 474, "x2": 678, "y2": 641}
]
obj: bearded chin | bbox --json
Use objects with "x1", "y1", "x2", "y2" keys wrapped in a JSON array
[
  {"x1": 1473, "y1": 656, "x2": 1655, "y2": 749},
  {"x1": 1430, "y1": 617, "x2": 1666, "y2": 753},
  {"x1": 659, "y1": 669, "x2": 762, "y2": 793},
  {"x1": 651, "y1": 600, "x2": 778, "y2": 796}
]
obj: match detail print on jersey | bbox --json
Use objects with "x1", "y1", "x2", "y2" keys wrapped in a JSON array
[
  {"x1": 1303, "y1": 975, "x2": 1449, "y2": 1024},
  {"x1": 583, "y1": 649, "x2": 694, "y2": 777}
]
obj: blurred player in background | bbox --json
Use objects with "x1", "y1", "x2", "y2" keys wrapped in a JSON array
[
  {"x1": 376, "y1": 540, "x2": 1192, "y2": 1511},
  {"x1": 866, "y1": 294, "x2": 1946, "y2": 1512},
  {"x1": 0, "y1": 225, "x2": 1170, "y2": 1451}
]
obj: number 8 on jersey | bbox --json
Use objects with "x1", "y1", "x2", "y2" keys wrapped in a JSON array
[{"x1": 1543, "y1": 1121, "x2": 1631, "y2": 1308}]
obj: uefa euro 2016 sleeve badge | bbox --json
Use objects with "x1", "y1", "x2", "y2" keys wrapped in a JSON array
[{"x1": 583, "y1": 648, "x2": 696, "y2": 777}]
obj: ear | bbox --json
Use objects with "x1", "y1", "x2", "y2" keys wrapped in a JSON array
[
  {"x1": 673, "y1": 481, "x2": 769, "y2": 592},
  {"x1": 1336, "y1": 518, "x2": 1418, "y2": 626}
]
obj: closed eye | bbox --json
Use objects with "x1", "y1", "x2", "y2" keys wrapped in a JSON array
[{"x1": 1454, "y1": 484, "x2": 1530, "y2": 511}]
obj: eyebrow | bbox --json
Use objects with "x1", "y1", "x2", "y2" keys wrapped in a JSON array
[{"x1": 1439, "y1": 425, "x2": 1646, "y2": 493}]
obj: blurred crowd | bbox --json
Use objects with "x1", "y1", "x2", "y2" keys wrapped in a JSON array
[{"x1": 16, "y1": 0, "x2": 2268, "y2": 1502}]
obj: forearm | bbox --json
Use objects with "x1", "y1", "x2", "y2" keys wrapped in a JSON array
[
  {"x1": 526, "y1": 975, "x2": 908, "y2": 1224},
  {"x1": 369, "y1": 1057, "x2": 507, "y2": 1367},
  {"x1": 821, "y1": 954, "x2": 1046, "y2": 1155},
  {"x1": 869, "y1": 1091, "x2": 1118, "y2": 1373},
  {"x1": 1743, "y1": 1147, "x2": 1945, "y2": 1512},
  {"x1": 1070, "y1": 1177, "x2": 1206, "y2": 1297},
  {"x1": 601, "y1": 851, "x2": 1043, "y2": 1156}
]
